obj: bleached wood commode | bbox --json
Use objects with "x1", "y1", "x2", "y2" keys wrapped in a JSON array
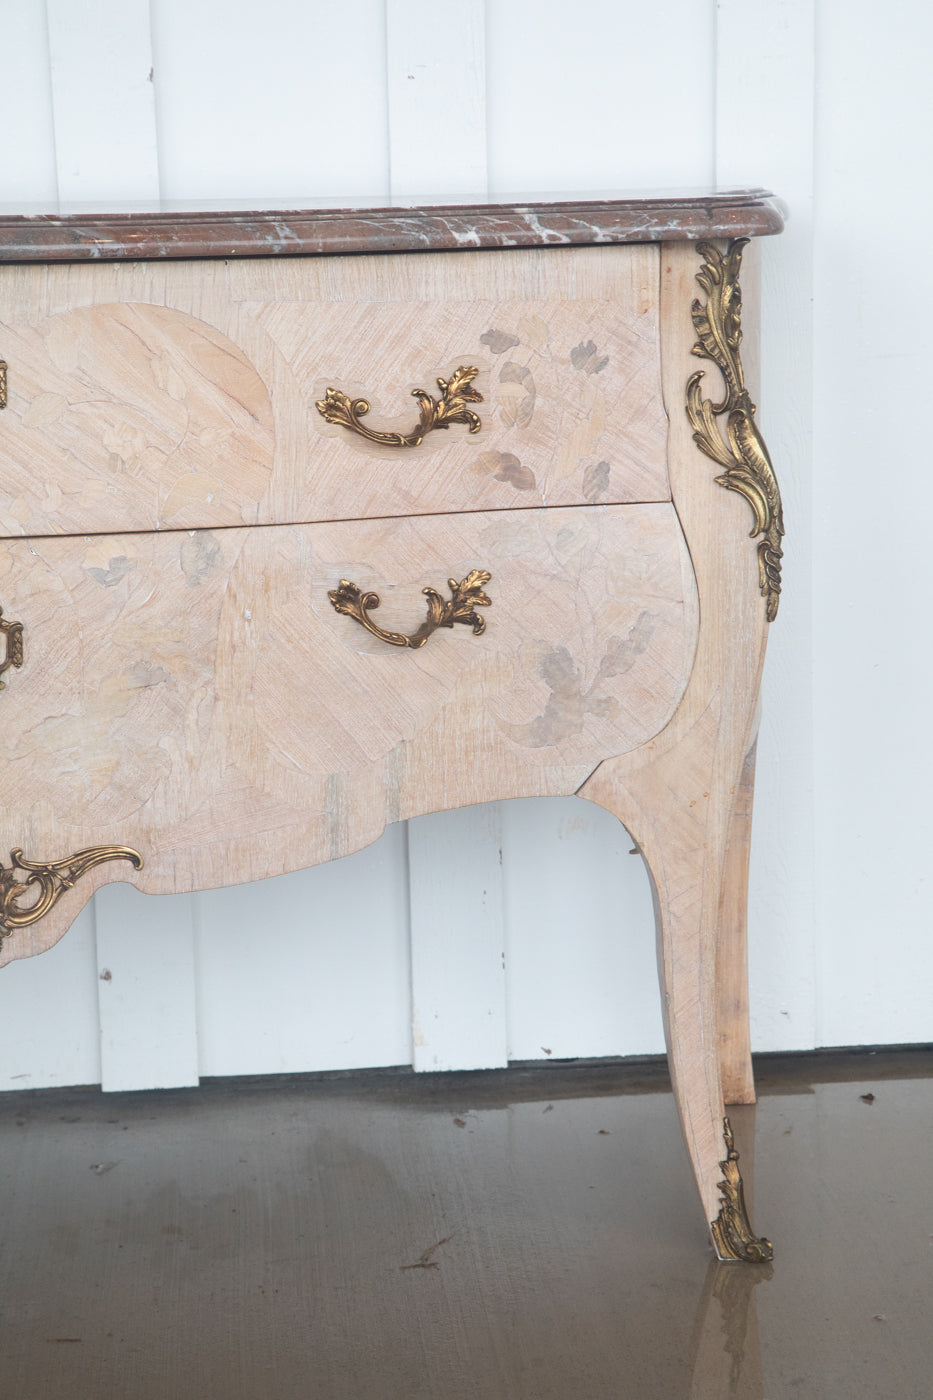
[{"x1": 0, "y1": 193, "x2": 783, "y2": 1260}]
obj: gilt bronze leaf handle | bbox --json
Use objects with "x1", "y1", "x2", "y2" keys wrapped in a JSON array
[
  {"x1": 0, "y1": 846, "x2": 144, "y2": 950},
  {"x1": 316, "y1": 365, "x2": 482, "y2": 447},
  {"x1": 328, "y1": 570, "x2": 492, "y2": 649},
  {"x1": 0, "y1": 606, "x2": 24, "y2": 691}
]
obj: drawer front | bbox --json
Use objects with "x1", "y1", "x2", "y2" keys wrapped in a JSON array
[
  {"x1": 0, "y1": 504, "x2": 696, "y2": 959},
  {"x1": 0, "y1": 246, "x2": 668, "y2": 538}
]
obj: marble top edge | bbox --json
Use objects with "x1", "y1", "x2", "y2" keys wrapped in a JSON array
[
  {"x1": 0, "y1": 190, "x2": 784, "y2": 261},
  {"x1": 0, "y1": 191, "x2": 773, "y2": 218}
]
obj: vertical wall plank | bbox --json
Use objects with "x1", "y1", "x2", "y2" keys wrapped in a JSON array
[
  {"x1": 501, "y1": 798, "x2": 665, "y2": 1062},
  {"x1": 95, "y1": 885, "x2": 199, "y2": 1091},
  {"x1": 811, "y1": 1, "x2": 933, "y2": 1047},
  {"x1": 715, "y1": 0, "x2": 818, "y2": 1052},
  {"x1": 46, "y1": 0, "x2": 159, "y2": 203},
  {"x1": 485, "y1": 0, "x2": 716, "y2": 191},
  {"x1": 386, "y1": 0, "x2": 487, "y2": 197},
  {"x1": 0, "y1": 0, "x2": 58, "y2": 202},
  {"x1": 0, "y1": 904, "x2": 101, "y2": 1090},
  {"x1": 149, "y1": 0, "x2": 389, "y2": 201},
  {"x1": 408, "y1": 807, "x2": 509, "y2": 1072},
  {"x1": 192, "y1": 827, "x2": 412, "y2": 1078}
]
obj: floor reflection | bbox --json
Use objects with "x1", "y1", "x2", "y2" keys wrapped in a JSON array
[
  {"x1": 2, "y1": 1054, "x2": 933, "y2": 1398},
  {"x1": 688, "y1": 1256, "x2": 773, "y2": 1399}
]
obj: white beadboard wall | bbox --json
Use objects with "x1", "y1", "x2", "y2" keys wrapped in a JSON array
[{"x1": 0, "y1": 0, "x2": 930, "y2": 1091}]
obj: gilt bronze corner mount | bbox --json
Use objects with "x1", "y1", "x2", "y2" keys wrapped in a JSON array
[
  {"x1": 686, "y1": 240, "x2": 784, "y2": 621},
  {"x1": 710, "y1": 1117, "x2": 773, "y2": 1263}
]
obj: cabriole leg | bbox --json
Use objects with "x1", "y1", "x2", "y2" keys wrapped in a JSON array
[
  {"x1": 579, "y1": 714, "x2": 772, "y2": 1262},
  {"x1": 717, "y1": 738, "x2": 759, "y2": 1105}
]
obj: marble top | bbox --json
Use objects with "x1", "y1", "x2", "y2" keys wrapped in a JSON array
[{"x1": 0, "y1": 190, "x2": 783, "y2": 262}]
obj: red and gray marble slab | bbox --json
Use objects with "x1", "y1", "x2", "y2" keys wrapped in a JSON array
[{"x1": 0, "y1": 190, "x2": 783, "y2": 262}]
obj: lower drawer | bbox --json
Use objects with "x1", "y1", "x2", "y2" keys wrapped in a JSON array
[{"x1": 0, "y1": 504, "x2": 698, "y2": 961}]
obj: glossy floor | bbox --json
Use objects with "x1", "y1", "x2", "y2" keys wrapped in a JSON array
[{"x1": 1, "y1": 1050, "x2": 931, "y2": 1399}]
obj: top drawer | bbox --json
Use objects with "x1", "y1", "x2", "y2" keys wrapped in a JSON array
[{"x1": 0, "y1": 244, "x2": 668, "y2": 538}]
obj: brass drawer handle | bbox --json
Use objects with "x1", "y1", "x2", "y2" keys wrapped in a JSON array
[
  {"x1": 0, "y1": 606, "x2": 24, "y2": 690},
  {"x1": 0, "y1": 846, "x2": 143, "y2": 949},
  {"x1": 329, "y1": 569, "x2": 492, "y2": 649},
  {"x1": 316, "y1": 365, "x2": 482, "y2": 447}
]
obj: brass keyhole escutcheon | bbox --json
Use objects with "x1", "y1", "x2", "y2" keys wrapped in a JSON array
[{"x1": 0, "y1": 606, "x2": 24, "y2": 690}]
